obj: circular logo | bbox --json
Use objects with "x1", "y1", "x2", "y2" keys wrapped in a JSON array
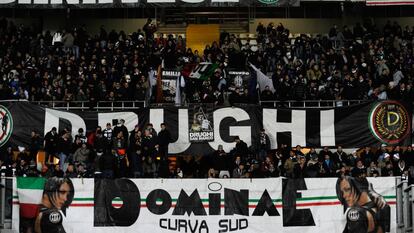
[
  {"x1": 369, "y1": 101, "x2": 410, "y2": 145},
  {"x1": 49, "y1": 211, "x2": 61, "y2": 224},
  {"x1": 347, "y1": 209, "x2": 360, "y2": 221},
  {"x1": 0, "y1": 105, "x2": 13, "y2": 147},
  {"x1": 208, "y1": 182, "x2": 223, "y2": 192}
]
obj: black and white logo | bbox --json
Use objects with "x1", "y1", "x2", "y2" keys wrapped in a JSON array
[
  {"x1": 49, "y1": 212, "x2": 61, "y2": 224},
  {"x1": 347, "y1": 209, "x2": 360, "y2": 221}
]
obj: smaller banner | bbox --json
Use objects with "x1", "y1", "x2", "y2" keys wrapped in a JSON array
[
  {"x1": 228, "y1": 70, "x2": 250, "y2": 92},
  {"x1": 189, "y1": 105, "x2": 214, "y2": 142},
  {"x1": 161, "y1": 70, "x2": 180, "y2": 103}
]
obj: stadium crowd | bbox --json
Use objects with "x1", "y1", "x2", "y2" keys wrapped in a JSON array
[
  {"x1": 0, "y1": 17, "x2": 414, "y2": 179},
  {"x1": 0, "y1": 124, "x2": 412, "y2": 179},
  {"x1": 0, "y1": 17, "x2": 414, "y2": 104}
]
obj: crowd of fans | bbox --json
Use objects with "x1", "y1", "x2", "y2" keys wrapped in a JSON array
[
  {"x1": 1, "y1": 17, "x2": 414, "y2": 104},
  {"x1": 0, "y1": 123, "x2": 412, "y2": 179},
  {"x1": 1, "y1": 17, "x2": 414, "y2": 178}
]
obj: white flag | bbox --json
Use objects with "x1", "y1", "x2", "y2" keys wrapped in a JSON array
[{"x1": 250, "y1": 63, "x2": 275, "y2": 93}]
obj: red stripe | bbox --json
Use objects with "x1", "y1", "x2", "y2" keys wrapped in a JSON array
[
  {"x1": 367, "y1": 1, "x2": 414, "y2": 4},
  {"x1": 296, "y1": 201, "x2": 340, "y2": 207}
]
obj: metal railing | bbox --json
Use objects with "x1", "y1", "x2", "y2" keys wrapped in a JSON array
[
  {"x1": 31, "y1": 101, "x2": 147, "y2": 111},
  {"x1": 1, "y1": 99, "x2": 370, "y2": 110},
  {"x1": 396, "y1": 176, "x2": 414, "y2": 233},
  {"x1": 259, "y1": 100, "x2": 368, "y2": 108}
]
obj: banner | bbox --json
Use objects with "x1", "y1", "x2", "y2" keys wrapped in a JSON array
[
  {"x1": 12, "y1": 177, "x2": 397, "y2": 233},
  {"x1": 0, "y1": 0, "x2": 300, "y2": 8},
  {"x1": 189, "y1": 105, "x2": 214, "y2": 142},
  {"x1": 0, "y1": 101, "x2": 411, "y2": 154},
  {"x1": 228, "y1": 70, "x2": 250, "y2": 92},
  {"x1": 161, "y1": 70, "x2": 180, "y2": 103}
]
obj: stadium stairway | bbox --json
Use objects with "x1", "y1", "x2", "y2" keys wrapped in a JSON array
[{"x1": 156, "y1": 22, "x2": 249, "y2": 40}]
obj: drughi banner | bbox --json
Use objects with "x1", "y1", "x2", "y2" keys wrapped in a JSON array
[
  {"x1": 0, "y1": 101, "x2": 411, "y2": 153},
  {"x1": 0, "y1": 0, "x2": 300, "y2": 8},
  {"x1": 12, "y1": 177, "x2": 397, "y2": 233}
]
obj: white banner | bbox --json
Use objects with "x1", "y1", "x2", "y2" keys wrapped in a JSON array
[{"x1": 12, "y1": 177, "x2": 397, "y2": 233}]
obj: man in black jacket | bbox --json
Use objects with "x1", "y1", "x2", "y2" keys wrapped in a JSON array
[
  {"x1": 234, "y1": 136, "x2": 249, "y2": 159},
  {"x1": 29, "y1": 130, "x2": 42, "y2": 162},
  {"x1": 44, "y1": 127, "x2": 58, "y2": 165},
  {"x1": 57, "y1": 132, "x2": 72, "y2": 171},
  {"x1": 113, "y1": 119, "x2": 129, "y2": 145},
  {"x1": 158, "y1": 123, "x2": 171, "y2": 158},
  {"x1": 257, "y1": 129, "x2": 271, "y2": 161}
]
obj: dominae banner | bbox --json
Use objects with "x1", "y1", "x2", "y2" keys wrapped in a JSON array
[
  {"x1": 0, "y1": 100, "x2": 411, "y2": 154},
  {"x1": 12, "y1": 177, "x2": 397, "y2": 233}
]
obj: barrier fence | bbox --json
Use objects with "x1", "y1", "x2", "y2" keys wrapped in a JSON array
[
  {"x1": 1, "y1": 100, "x2": 370, "y2": 110},
  {"x1": 396, "y1": 176, "x2": 414, "y2": 233}
]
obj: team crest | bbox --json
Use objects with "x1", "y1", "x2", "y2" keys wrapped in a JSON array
[
  {"x1": 369, "y1": 101, "x2": 410, "y2": 145},
  {"x1": 49, "y1": 212, "x2": 61, "y2": 224},
  {"x1": 347, "y1": 209, "x2": 360, "y2": 221},
  {"x1": 0, "y1": 105, "x2": 13, "y2": 147}
]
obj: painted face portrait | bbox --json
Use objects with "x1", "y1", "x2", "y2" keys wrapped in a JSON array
[
  {"x1": 336, "y1": 176, "x2": 367, "y2": 208},
  {"x1": 339, "y1": 178, "x2": 357, "y2": 207},
  {"x1": 43, "y1": 177, "x2": 74, "y2": 211}
]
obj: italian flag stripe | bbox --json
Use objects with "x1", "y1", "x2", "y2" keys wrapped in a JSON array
[
  {"x1": 16, "y1": 177, "x2": 45, "y2": 218},
  {"x1": 16, "y1": 177, "x2": 45, "y2": 190}
]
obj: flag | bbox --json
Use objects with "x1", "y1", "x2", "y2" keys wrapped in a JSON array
[
  {"x1": 156, "y1": 64, "x2": 163, "y2": 103},
  {"x1": 189, "y1": 62, "x2": 219, "y2": 80},
  {"x1": 148, "y1": 68, "x2": 157, "y2": 99},
  {"x1": 17, "y1": 177, "x2": 45, "y2": 218},
  {"x1": 249, "y1": 63, "x2": 275, "y2": 93},
  {"x1": 175, "y1": 75, "x2": 185, "y2": 105}
]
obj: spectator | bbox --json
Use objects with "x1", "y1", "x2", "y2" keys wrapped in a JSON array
[
  {"x1": 29, "y1": 130, "x2": 42, "y2": 162},
  {"x1": 294, "y1": 156, "x2": 307, "y2": 178},
  {"x1": 113, "y1": 119, "x2": 129, "y2": 144},
  {"x1": 158, "y1": 123, "x2": 172, "y2": 157},
  {"x1": 73, "y1": 143, "x2": 91, "y2": 167},
  {"x1": 322, "y1": 153, "x2": 336, "y2": 177},
  {"x1": 212, "y1": 145, "x2": 230, "y2": 175},
  {"x1": 44, "y1": 127, "x2": 58, "y2": 165},
  {"x1": 257, "y1": 128, "x2": 271, "y2": 160},
  {"x1": 232, "y1": 161, "x2": 247, "y2": 178},
  {"x1": 57, "y1": 132, "x2": 72, "y2": 171},
  {"x1": 102, "y1": 123, "x2": 113, "y2": 148},
  {"x1": 284, "y1": 150, "x2": 297, "y2": 178},
  {"x1": 233, "y1": 136, "x2": 249, "y2": 158}
]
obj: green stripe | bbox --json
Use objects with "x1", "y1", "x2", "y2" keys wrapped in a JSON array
[
  {"x1": 16, "y1": 177, "x2": 45, "y2": 190},
  {"x1": 74, "y1": 198, "x2": 94, "y2": 201}
]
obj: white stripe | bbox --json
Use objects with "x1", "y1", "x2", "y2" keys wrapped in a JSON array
[
  {"x1": 320, "y1": 110, "x2": 335, "y2": 146},
  {"x1": 17, "y1": 189, "x2": 43, "y2": 204}
]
